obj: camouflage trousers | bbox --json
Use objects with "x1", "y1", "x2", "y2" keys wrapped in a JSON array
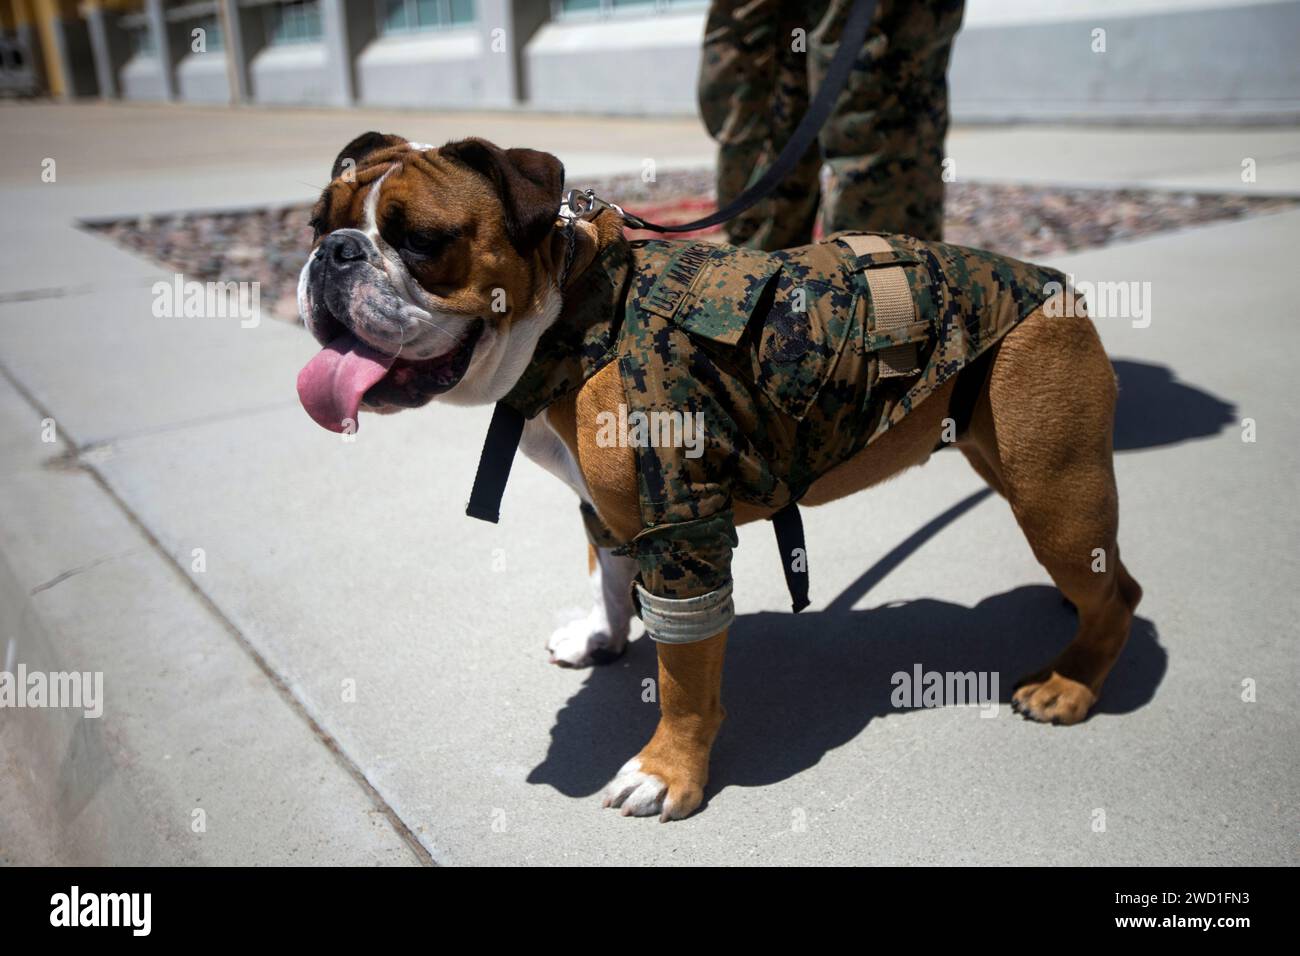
[{"x1": 699, "y1": 0, "x2": 965, "y2": 249}]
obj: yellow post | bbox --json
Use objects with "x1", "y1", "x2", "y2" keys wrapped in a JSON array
[
  {"x1": 30, "y1": 0, "x2": 81, "y2": 98},
  {"x1": 8, "y1": 0, "x2": 35, "y2": 30}
]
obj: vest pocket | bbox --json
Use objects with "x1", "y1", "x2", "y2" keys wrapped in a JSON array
[
  {"x1": 838, "y1": 232, "x2": 935, "y2": 380},
  {"x1": 659, "y1": 242, "x2": 857, "y2": 421},
  {"x1": 752, "y1": 270, "x2": 858, "y2": 420},
  {"x1": 657, "y1": 246, "x2": 781, "y2": 345}
]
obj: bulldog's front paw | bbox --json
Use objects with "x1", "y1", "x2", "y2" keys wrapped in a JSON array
[
  {"x1": 601, "y1": 752, "x2": 707, "y2": 822},
  {"x1": 1011, "y1": 671, "x2": 1097, "y2": 725},
  {"x1": 602, "y1": 635, "x2": 724, "y2": 821},
  {"x1": 547, "y1": 608, "x2": 628, "y2": 668}
]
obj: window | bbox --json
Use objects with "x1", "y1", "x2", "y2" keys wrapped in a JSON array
[
  {"x1": 129, "y1": 26, "x2": 156, "y2": 56},
  {"x1": 554, "y1": 0, "x2": 703, "y2": 17},
  {"x1": 264, "y1": 0, "x2": 323, "y2": 45},
  {"x1": 379, "y1": 0, "x2": 474, "y2": 34}
]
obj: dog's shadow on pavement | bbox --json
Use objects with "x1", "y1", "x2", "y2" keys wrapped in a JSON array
[
  {"x1": 528, "y1": 586, "x2": 1164, "y2": 800},
  {"x1": 715, "y1": 589, "x2": 1163, "y2": 790},
  {"x1": 527, "y1": 357, "x2": 1226, "y2": 800},
  {"x1": 1111, "y1": 358, "x2": 1237, "y2": 452}
]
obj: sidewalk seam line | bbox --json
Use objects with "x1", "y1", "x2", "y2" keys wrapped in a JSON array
[
  {"x1": 0, "y1": 359, "x2": 437, "y2": 867},
  {"x1": 77, "y1": 399, "x2": 301, "y2": 450}
]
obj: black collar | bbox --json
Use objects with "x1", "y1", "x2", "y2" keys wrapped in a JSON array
[{"x1": 499, "y1": 232, "x2": 632, "y2": 419}]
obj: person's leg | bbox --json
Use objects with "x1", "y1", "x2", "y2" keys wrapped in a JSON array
[
  {"x1": 699, "y1": 0, "x2": 825, "y2": 249},
  {"x1": 814, "y1": 0, "x2": 965, "y2": 240}
]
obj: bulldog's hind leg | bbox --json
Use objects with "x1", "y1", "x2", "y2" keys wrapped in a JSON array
[
  {"x1": 960, "y1": 308, "x2": 1142, "y2": 724},
  {"x1": 547, "y1": 543, "x2": 636, "y2": 667}
]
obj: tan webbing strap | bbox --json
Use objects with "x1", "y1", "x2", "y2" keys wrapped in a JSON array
[{"x1": 841, "y1": 234, "x2": 920, "y2": 379}]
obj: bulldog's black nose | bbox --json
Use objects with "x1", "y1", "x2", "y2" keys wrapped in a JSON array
[{"x1": 322, "y1": 231, "x2": 367, "y2": 265}]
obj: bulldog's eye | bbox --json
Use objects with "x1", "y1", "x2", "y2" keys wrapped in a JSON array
[{"x1": 402, "y1": 229, "x2": 455, "y2": 258}]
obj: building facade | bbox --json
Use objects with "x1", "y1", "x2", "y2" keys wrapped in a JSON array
[{"x1": 2, "y1": 0, "x2": 1298, "y2": 123}]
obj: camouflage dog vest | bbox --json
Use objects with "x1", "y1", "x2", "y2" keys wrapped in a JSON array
[{"x1": 468, "y1": 230, "x2": 1066, "y2": 641}]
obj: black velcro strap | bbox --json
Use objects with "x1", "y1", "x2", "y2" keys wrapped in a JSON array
[
  {"x1": 771, "y1": 503, "x2": 811, "y2": 613},
  {"x1": 466, "y1": 402, "x2": 526, "y2": 523}
]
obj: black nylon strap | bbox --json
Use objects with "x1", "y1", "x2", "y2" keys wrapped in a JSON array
[
  {"x1": 469, "y1": 405, "x2": 813, "y2": 614},
  {"x1": 623, "y1": 0, "x2": 880, "y2": 235},
  {"x1": 771, "y1": 503, "x2": 811, "y2": 613},
  {"x1": 466, "y1": 402, "x2": 527, "y2": 523}
]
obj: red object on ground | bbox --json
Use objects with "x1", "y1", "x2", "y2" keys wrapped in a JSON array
[{"x1": 620, "y1": 195, "x2": 826, "y2": 244}]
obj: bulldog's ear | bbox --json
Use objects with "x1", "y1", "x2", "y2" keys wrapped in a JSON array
[
  {"x1": 332, "y1": 131, "x2": 405, "y2": 181},
  {"x1": 440, "y1": 138, "x2": 565, "y2": 254}
]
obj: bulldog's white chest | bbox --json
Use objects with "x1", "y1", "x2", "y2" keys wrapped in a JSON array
[{"x1": 519, "y1": 413, "x2": 589, "y2": 501}]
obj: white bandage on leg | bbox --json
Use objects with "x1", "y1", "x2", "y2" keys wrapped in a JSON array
[{"x1": 634, "y1": 582, "x2": 734, "y2": 644}]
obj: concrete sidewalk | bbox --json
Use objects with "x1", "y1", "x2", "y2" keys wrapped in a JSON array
[{"x1": 1, "y1": 104, "x2": 1297, "y2": 865}]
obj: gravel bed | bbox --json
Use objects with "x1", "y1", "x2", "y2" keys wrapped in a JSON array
[{"x1": 86, "y1": 172, "x2": 1297, "y2": 322}]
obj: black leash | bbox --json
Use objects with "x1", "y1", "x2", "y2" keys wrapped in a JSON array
[{"x1": 618, "y1": 0, "x2": 879, "y2": 235}]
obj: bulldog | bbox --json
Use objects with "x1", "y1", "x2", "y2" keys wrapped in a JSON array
[{"x1": 297, "y1": 133, "x2": 1143, "y2": 821}]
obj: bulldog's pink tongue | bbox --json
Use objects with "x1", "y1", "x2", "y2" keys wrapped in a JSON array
[{"x1": 297, "y1": 333, "x2": 397, "y2": 433}]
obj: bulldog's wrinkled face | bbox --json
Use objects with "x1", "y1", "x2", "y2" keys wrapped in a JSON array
[{"x1": 297, "y1": 133, "x2": 566, "y2": 433}]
